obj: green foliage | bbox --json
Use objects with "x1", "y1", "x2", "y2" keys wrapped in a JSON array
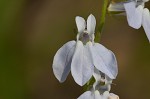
[{"x1": 0, "y1": 0, "x2": 27, "y2": 99}]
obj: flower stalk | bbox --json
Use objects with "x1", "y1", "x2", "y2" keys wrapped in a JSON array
[{"x1": 95, "y1": 0, "x2": 109, "y2": 42}]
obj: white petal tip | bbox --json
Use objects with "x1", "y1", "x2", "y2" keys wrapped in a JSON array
[
  {"x1": 88, "y1": 14, "x2": 96, "y2": 20},
  {"x1": 143, "y1": 8, "x2": 149, "y2": 13},
  {"x1": 89, "y1": 14, "x2": 94, "y2": 17},
  {"x1": 75, "y1": 16, "x2": 86, "y2": 33},
  {"x1": 87, "y1": 14, "x2": 96, "y2": 34}
]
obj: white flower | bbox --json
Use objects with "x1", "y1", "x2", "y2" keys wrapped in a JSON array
[
  {"x1": 78, "y1": 91, "x2": 119, "y2": 99},
  {"x1": 92, "y1": 68, "x2": 112, "y2": 93},
  {"x1": 78, "y1": 68, "x2": 119, "y2": 99},
  {"x1": 52, "y1": 14, "x2": 118, "y2": 86},
  {"x1": 124, "y1": 0, "x2": 150, "y2": 42},
  {"x1": 78, "y1": 90, "x2": 110, "y2": 99},
  {"x1": 108, "y1": 0, "x2": 150, "y2": 42},
  {"x1": 108, "y1": 0, "x2": 147, "y2": 12}
]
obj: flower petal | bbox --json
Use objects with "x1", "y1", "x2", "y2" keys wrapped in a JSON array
[
  {"x1": 87, "y1": 14, "x2": 96, "y2": 34},
  {"x1": 93, "y1": 67, "x2": 101, "y2": 82},
  {"x1": 104, "y1": 76, "x2": 112, "y2": 92},
  {"x1": 105, "y1": 75, "x2": 112, "y2": 85},
  {"x1": 142, "y1": 8, "x2": 150, "y2": 42},
  {"x1": 93, "y1": 68, "x2": 101, "y2": 90},
  {"x1": 52, "y1": 41, "x2": 76, "y2": 82},
  {"x1": 102, "y1": 91, "x2": 110, "y2": 99},
  {"x1": 71, "y1": 41, "x2": 93, "y2": 86},
  {"x1": 94, "y1": 90, "x2": 102, "y2": 99},
  {"x1": 75, "y1": 16, "x2": 86, "y2": 33},
  {"x1": 109, "y1": 93, "x2": 119, "y2": 99},
  {"x1": 124, "y1": 2, "x2": 143, "y2": 29},
  {"x1": 90, "y1": 43, "x2": 118, "y2": 79},
  {"x1": 78, "y1": 91, "x2": 93, "y2": 99}
]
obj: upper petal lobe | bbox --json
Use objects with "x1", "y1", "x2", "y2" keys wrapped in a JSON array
[
  {"x1": 87, "y1": 14, "x2": 96, "y2": 34},
  {"x1": 76, "y1": 16, "x2": 86, "y2": 33}
]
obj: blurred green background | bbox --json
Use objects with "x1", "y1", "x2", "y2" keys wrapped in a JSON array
[{"x1": 0, "y1": 0, "x2": 150, "y2": 99}]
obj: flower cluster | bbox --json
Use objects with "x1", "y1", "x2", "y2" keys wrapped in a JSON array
[
  {"x1": 108, "y1": 0, "x2": 150, "y2": 42},
  {"x1": 52, "y1": 14, "x2": 119, "y2": 98}
]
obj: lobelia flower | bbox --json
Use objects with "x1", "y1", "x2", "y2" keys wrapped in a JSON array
[
  {"x1": 52, "y1": 14, "x2": 118, "y2": 86},
  {"x1": 124, "y1": 0, "x2": 150, "y2": 42},
  {"x1": 108, "y1": 0, "x2": 149, "y2": 13},
  {"x1": 78, "y1": 68, "x2": 119, "y2": 99},
  {"x1": 78, "y1": 90, "x2": 111, "y2": 99},
  {"x1": 108, "y1": 0, "x2": 150, "y2": 42},
  {"x1": 78, "y1": 90, "x2": 119, "y2": 99}
]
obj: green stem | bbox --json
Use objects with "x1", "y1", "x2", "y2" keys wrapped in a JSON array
[
  {"x1": 83, "y1": 76, "x2": 95, "y2": 91},
  {"x1": 95, "y1": 0, "x2": 109, "y2": 42}
]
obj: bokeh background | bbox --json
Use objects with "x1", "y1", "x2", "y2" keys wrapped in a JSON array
[{"x1": 0, "y1": 0, "x2": 150, "y2": 99}]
